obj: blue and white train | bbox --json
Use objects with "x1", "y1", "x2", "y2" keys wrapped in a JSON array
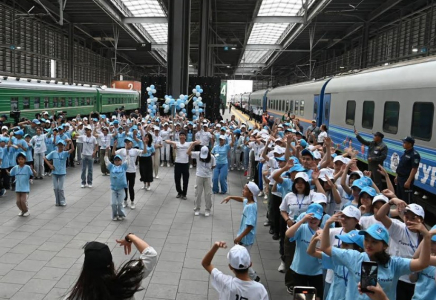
[{"x1": 245, "y1": 58, "x2": 436, "y2": 196}]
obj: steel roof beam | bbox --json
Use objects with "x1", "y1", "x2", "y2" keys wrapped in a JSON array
[
  {"x1": 122, "y1": 17, "x2": 168, "y2": 24},
  {"x1": 246, "y1": 44, "x2": 282, "y2": 50},
  {"x1": 367, "y1": 0, "x2": 403, "y2": 21},
  {"x1": 254, "y1": 16, "x2": 304, "y2": 23}
]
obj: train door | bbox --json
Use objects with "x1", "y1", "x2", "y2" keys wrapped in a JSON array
[
  {"x1": 262, "y1": 90, "x2": 269, "y2": 112},
  {"x1": 313, "y1": 95, "x2": 321, "y2": 124},
  {"x1": 322, "y1": 94, "x2": 331, "y2": 128}
]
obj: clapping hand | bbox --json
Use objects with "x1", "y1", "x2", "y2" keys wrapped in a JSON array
[{"x1": 116, "y1": 238, "x2": 132, "y2": 255}]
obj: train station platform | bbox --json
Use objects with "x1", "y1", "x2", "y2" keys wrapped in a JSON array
[{"x1": 0, "y1": 114, "x2": 287, "y2": 300}]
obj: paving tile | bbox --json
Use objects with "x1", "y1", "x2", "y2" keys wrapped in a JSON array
[
  {"x1": 178, "y1": 280, "x2": 208, "y2": 296},
  {"x1": 34, "y1": 266, "x2": 68, "y2": 281},
  {"x1": 0, "y1": 282, "x2": 23, "y2": 298},
  {"x1": 0, "y1": 270, "x2": 36, "y2": 285},
  {"x1": 145, "y1": 283, "x2": 178, "y2": 299}
]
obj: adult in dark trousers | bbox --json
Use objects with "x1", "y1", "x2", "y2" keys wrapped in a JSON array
[
  {"x1": 354, "y1": 129, "x2": 388, "y2": 190},
  {"x1": 165, "y1": 132, "x2": 192, "y2": 200},
  {"x1": 395, "y1": 136, "x2": 420, "y2": 203}
]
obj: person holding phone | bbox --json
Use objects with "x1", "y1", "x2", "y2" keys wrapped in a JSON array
[{"x1": 321, "y1": 222, "x2": 435, "y2": 300}]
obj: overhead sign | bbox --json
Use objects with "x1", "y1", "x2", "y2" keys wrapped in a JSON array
[{"x1": 220, "y1": 81, "x2": 227, "y2": 104}]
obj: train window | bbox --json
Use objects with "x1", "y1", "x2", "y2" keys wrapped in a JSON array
[
  {"x1": 23, "y1": 98, "x2": 30, "y2": 109},
  {"x1": 313, "y1": 101, "x2": 318, "y2": 119},
  {"x1": 362, "y1": 101, "x2": 375, "y2": 129},
  {"x1": 34, "y1": 98, "x2": 40, "y2": 109},
  {"x1": 94, "y1": 97, "x2": 97, "y2": 104},
  {"x1": 383, "y1": 101, "x2": 399, "y2": 134},
  {"x1": 44, "y1": 97, "x2": 49, "y2": 108},
  {"x1": 60, "y1": 98, "x2": 65, "y2": 107},
  {"x1": 108, "y1": 98, "x2": 111, "y2": 104},
  {"x1": 285, "y1": 101, "x2": 289, "y2": 112},
  {"x1": 295, "y1": 100, "x2": 299, "y2": 115},
  {"x1": 346, "y1": 100, "x2": 356, "y2": 125},
  {"x1": 11, "y1": 98, "x2": 18, "y2": 111},
  {"x1": 80, "y1": 98, "x2": 85, "y2": 106},
  {"x1": 300, "y1": 100, "x2": 305, "y2": 115},
  {"x1": 68, "y1": 98, "x2": 73, "y2": 107},
  {"x1": 86, "y1": 98, "x2": 91, "y2": 105},
  {"x1": 75, "y1": 98, "x2": 79, "y2": 106},
  {"x1": 290, "y1": 100, "x2": 293, "y2": 113},
  {"x1": 53, "y1": 98, "x2": 58, "y2": 107},
  {"x1": 411, "y1": 102, "x2": 434, "y2": 141}
]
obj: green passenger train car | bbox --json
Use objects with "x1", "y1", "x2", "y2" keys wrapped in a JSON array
[{"x1": 0, "y1": 80, "x2": 140, "y2": 120}]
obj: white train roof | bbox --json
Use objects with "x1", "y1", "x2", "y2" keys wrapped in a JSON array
[
  {"x1": 0, "y1": 79, "x2": 97, "y2": 93},
  {"x1": 326, "y1": 58, "x2": 436, "y2": 92},
  {"x1": 267, "y1": 79, "x2": 329, "y2": 98},
  {"x1": 99, "y1": 87, "x2": 138, "y2": 95},
  {"x1": 250, "y1": 89, "x2": 268, "y2": 100}
]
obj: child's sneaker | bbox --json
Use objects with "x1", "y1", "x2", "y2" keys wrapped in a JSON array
[
  {"x1": 123, "y1": 201, "x2": 127, "y2": 208},
  {"x1": 22, "y1": 211, "x2": 30, "y2": 217},
  {"x1": 0, "y1": 188, "x2": 6, "y2": 197},
  {"x1": 18, "y1": 211, "x2": 23, "y2": 216},
  {"x1": 130, "y1": 202, "x2": 135, "y2": 209},
  {"x1": 118, "y1": 216, "x2": 125, "y2": 221},
  {"x1": 112, "y1": 217, "x2": 118, "y2": 221}
]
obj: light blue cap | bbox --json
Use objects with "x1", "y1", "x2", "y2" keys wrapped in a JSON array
[
  {"x1": 351, "y1": 178, "x2": 367, "y2": 190},
  {"x1": 360, "y1": 176, "x2": 373, "y2": 187},
  {"x1": 276, "y1": 156, "x2": 286, "y2": 162},
  {"x1": 431, "y1": 225, "x2": 436, "y2": 242},
  {"x1": 360, "y1": 186, "x2": 377, "y2": 197},
  {"x1": 16, "y1": 152, "x2": 27, "y2": 159},
  {"x1": 15, "y1": 130, "x2": 24, "y2": 136},
  {"x1": 336, "y1": 230, "x2": 364, "y2": 249},
  {"x1": 124, "y1": 137, "x2": 133, "y2": 143},
  {"x1": 32, "y1": 119, "x2": 40, "y2": 124},
  {"x1": 359, "y1": 223, "x2": 389, "y2": 245},
  {"x1": 306, "y1": 203, "x2": 324, "y2": 220},
  {"x1": 114, "y1": 154, "x2": 122, "y2": 160},
  {"x1": 113, "y1": 120, "x2": 119, "y2": 124},
  {"x1": 57, "y1": 140, "x2": 66, "y2": 146}
]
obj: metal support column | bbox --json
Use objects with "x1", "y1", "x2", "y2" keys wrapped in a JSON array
[
  {"x1": 167, "y1": 0, "x2": 191, "y2": 96},
  {"x1": 360, "y1": 22, "x2": 370, "y2": 69},
  {"x1": 198, "y1": 0, "x2": 210, "y2": 76},
  {"x1": 68, "y1": 23, "x2": 74, "y2": 83}
]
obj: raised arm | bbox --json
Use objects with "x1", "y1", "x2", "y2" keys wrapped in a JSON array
[
  {"x1": 409, "y1": 223, "x2": 431, "y2": 272},
  {"x1": 221, "y1": 195, "x2": 244, "y2": 203},
  {"x1": 273, "y1": 159, "x2": 294, "y2": 184},
  {"x1": 201, "y1": 241, "x2": 227, "y2": 274},
  {"x1": 187, "y1": 140, "x2": 200, "y2": 156},
  {"x1": 286, "y1": 213, "x2": 313, "y2": 238},
  {"x1": 320, "y1": 213, "x2": 341, "y2": 256},
  {"x1": 307, "y1": 231, "x2": 323, "y2": 259}
]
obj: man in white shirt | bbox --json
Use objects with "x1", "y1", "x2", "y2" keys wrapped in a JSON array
[
  {"x1": 94, "y1": 126, "x2": 112, "y2": 176},
  {"x1": 76, "y1": 126, "x2": 98, "y2": 188},
  {"x1": 30, "y1": 127, "x2": 47, "y2": 179},
  {"x1": 165, "y1": 131, "x2": 192, "y2": 200},
  {"x1": 202, "y1": 242, "x2": 268, "y2": 300}
]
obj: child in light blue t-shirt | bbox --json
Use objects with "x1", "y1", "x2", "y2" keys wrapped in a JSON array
[
  {"x1": 222, "y1": 181, "x2": 260, "y2": 282},
  {"x1": 104, "y1": 148, "x2": 128, "y2": 221},
  {"x1": 9, "y1": 152, "x2": 33, "y2": 216}
]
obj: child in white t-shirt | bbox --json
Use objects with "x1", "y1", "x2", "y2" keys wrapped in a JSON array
[{"x1": 202, "y1": 242, "x2": 268, "y2": 300}]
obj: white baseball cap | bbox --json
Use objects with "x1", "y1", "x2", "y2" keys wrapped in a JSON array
[
  {"x1": 342, "y1": 205, "x2": 361, "y2": 221},
  {"x1": 333, "y1": 156, "x2": 346, "y2": 164},
  {"x1": 200, "y1": 146, "x2": 209, "y2": 159},
  {"x1": 319, "y1": 168, "x2": 334, "y2": 181},
  {"x1": 227, "y1": 245, "x2": 251, "y2": 270},
  {"x1": 83, "y1": 117, "x2": 88, "y2": 120},
  {"x1": 312, "y1": 193, "x2": 327, "y2": 204},
  {"x1": 216, "y1": 124, "x2": 222, "y2": 128},
  {"x1": 294, "y1": 172, "x2": 310, "y2": 182},
  {"x1": 1, "y1": 126, "x2": 8, "y2": 131},
  {"x1": 246, "y1": 181, "x2": 260, "y2": 202},
  {"x1": 219, "y1": 135, "x2": 226, "y2": 140},
  {"x1": 405, "y1": 204, "x2": 425, "y2": 218},
  {"x1": 372, "y1": 194, "x2": 389, "y2": 205},
  {"x1": 313, "y1": 150, "x2": 322, "y2": 160},
  {"x1": 273, "y1": 146, "x2": 285, "y2": 155}
]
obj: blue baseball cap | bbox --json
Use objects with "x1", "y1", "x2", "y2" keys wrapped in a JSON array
[
  {"x1": 285, "y1": 164, "x2": 306, "y2": 176},
  {"x1": 16, "y1": 152, "x2": 27, "y2": 159},
  {"x1": 220, "y1": 127, "x2": 227, "y2": 131},
  {"x1": 114, "y1": 154, "x2": 123, "y2": 160},
  {"x1": 32, "y1": 119, "x2": 40, "y2": 124},
  {"x1": 359, "y1": 186, "x2": 377, "y2": 197},
  {"x1": 360, "y1": 176, "x2": 373, "y2": 187},
  {"x1": 131, "y1": 125, "x2": 138, "y2": 131},
  {"x1": 23, "y1": 134, "x2": 30, "y2": 138},
  {"x1": 276, "y1": 156, "x2": 286, "y2": 162},
  {"x1": 57, "y1": 140, "x2": 66, "y2": 146},
  {"x1": 234, "y1": 129, "x2": 241, "y2": 134},
  {"x1": 289, "y1": 156, "x2": 300, "y2": 165},
  {"x1": 351, "y1": 178, "x2": 366, "y2": 190},
  {"x1": 301, "y1": 149, "x2": 314, "y2": 158},
  {"x1": 15, "y1": 130, "x2": 24, "y2": 136},
  {"x1": 306, "y1": 203, "x2": 324, "y2": 220},
  {"x1": 299, "y1": 139, "x2": 307, "y2": 148},
  {"x1": 124, "y1": 137, "x2": 133, "y2": 143},
  {"x1": 113, "y1": 120, "x2": 119, "y2": 125},
  {"x1": 93, "y1": 118, "x2": 98, "y2": 122},
  {"x1": 359, "y1": 224, "x2": 389, "y2": 245},
  {"x1": 336, "y1": 230, "x2": 364, "y2": 249}
]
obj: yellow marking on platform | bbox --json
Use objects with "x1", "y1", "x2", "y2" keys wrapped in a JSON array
[{"x1": 231, "y1": 109, "x2": 255, "y2": 127}]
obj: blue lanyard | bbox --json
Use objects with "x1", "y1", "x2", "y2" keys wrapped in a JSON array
[
  {"x1": 297, "y1": 194, "x2": 304, "y2": 210},
  {"x1": 337, "y1": 228, "x2": 343, "y2": 248},
  {"x1": 343, "y1": 266, "x2": 349, "y2": 286},
  {"x1": 405, "y1": 228, "x2": 419, "y2": 252},
  {"x1": 308, "y1": 226, "x2": 315, "y2": 236}
]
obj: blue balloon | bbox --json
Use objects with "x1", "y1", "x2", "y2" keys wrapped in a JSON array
[
  {"x1": 193, "y1": 97, "x2": 198, "y2": 101},
  {"x1": 196, "y1": 85, "x2": 200, "y2": 90},
  {"x1": 184, "y1": 95, "x2": 188, "y2": 100},
  {"x1": 198, "y1": 101, "x2": 203, "y2": 107},
  {"x1": 192, "y1": 109, "x2": 196, "y2": 113},
  {"x1": 198, "y1": 108, "x2": 204, "y2": 113},
  {"x1": 150, "y1": 85, "x2": 155, "y2": 89},
  {"x1": 169, "y1": 99, "x2": 175, "y2": 105},
  {"x1": 199, "y1": 89, "x2": 203, "y2": 93},
  {"x1": 182, "y1": 109, "x2": 186, "y2": 113},
  {"x1": 148, "y1": 91, "x2": 153, "y2": 96}
]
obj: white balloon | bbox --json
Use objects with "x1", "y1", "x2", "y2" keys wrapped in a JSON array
[
  {"x1": 165, "y1": 99, "x2": 170, "y2": 104},
  {"x1": 154, "y1": 97, "x2": 158, "y2": 101},
  {"x1": 192, "y1": 89, "x2": 197, "y2": 94},
  {"x1": 179, "y1": 112, "x2": 184, "y2": 116},
  {"x1": 197, "y1": 97, "x2": 202, "y2": 101},
  {"x1": 147, "y1": 109, "x2": 151, "y2": 113},
  {"x1": 147, "y1": 99, "x2": 151, "y2": 104},
  {"x1": 196, "y1": 92, "x2": 200, "y2": 97},
  {"x1": 153, "y1": 105, "x2": 157, "y2": 109},
  {"x1": 146, "y1": 87, "x2": 151, "y2": 92},
  {"x1": 152, "y1": 89, "x2": 157, "y2": 93},
  {"x1": 180, "y1": 103, "x2": 185, "y2": 108}
]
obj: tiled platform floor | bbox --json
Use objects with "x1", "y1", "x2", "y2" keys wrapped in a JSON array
[{"x1": 0, "y1": 112, "x2": 288, "y2": 300}]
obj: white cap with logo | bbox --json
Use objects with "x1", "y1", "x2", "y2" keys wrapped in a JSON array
[
  {"x1": 405, "y1": 204, "x2": 425, "y2": 218},
  {"x1": 312, "y1": 192, "x2": 327, "y2": 204},
  {"x1": 342, "y1": 205, "x2": 361, "y2": 221},
  {"x1": 227, "y1": 245, "x2": 251, "y2": 270},
  {"x1": 200, "y1": 146, "x2": 209, "y2": 159}
]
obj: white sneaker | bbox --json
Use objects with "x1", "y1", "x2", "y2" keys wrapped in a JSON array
[
  {"x1": 231, "y1": 167, "x2": 234, "y2": 171},
  {"x1": 112, "y1": 217, "x2": 118, "y2": 221},
  {"x1": 81, "y1": 184, "x2": 85, "y2": 188},
  {"x1": 118, "y1": 216, "x2": 125, "y2": 221},
  {"x1": 278, "y1": 260, "x2": 286, "y2": 273},
  {"x1": 194, "y1": 211, "x2": 200, "y2": 216},
  {"x1": 123, "y1": 201, "x2": 127, "y2": 208},
  {"x1": 160, "y1": 163, "x2": 164, "y2": 167},
  {"x1": 190, "y1": 165, "x2": 193, "y2": 169},
  {"x1": 155, "y1": 175, "x2": 159, "y2": 179},
  {"x1": 22, "y1": 212, "x2": 30, "y2": 217},
  {"x1": 88, "y1": 185, "x2": 92, "y2": 188},
  {"x1": 166, "y1": 162, "x2": 170, "y2": 167},
  {"x1": 146, "y1": 186, "x2": 151, "y2": 191},
  {"x1": 264, "y1": 194, "x2": 268, "y2": 200},
  {"x1": 205, "y1": 211, "x2": 210, "y2": 217},
  {"x1": 258, "y1": 191, "x2": 265, "y2": 197},
  {"x1": 130, "y1": 202, "x2": 135, "y2": 209},
  {"x1": 141, "y1": 184, "x2": 145, "y2": 189},
  {"x1": 18, "y1": 211, "x2": 23, "y2": 216}
]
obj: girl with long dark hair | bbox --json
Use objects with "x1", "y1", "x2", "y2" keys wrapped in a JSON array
[
  {"x1": 139, "y1": 132, "x2": 154, "y2": 191},
  {"x1": 66, "y1": 234, "x2": 157, "y2": 300}
]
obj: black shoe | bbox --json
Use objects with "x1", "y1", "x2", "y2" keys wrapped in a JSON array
[
  {"x1": 269, "y1": 228, "x2": 274, "y2": 235},
  {"x1": 287, "y1": 286, "x2": 294, "y2": 294},
  {"x1": 176, "y1": 194, "x2": 181, "y2": 198},
  {"x1": 254, "y1": 276, "x2": 260, "y2": 282},
  {"x1": 263, "y1": 221, "x2": 271, "y2": 226},
  {"x1": 272, "y1": 233, "x2": 279, "y2": 240}
]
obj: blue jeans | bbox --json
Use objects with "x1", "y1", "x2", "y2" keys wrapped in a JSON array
[
  {"x1": 243, "y1": 147, "x2": 250, "y2": 170},
  {"x1": 81, "y1": 155, "x2": 93, "y2": 185},
  {"x1": 52, "y1": 174, "x2": 65, "y2": 205},
  {"x1": 111, "y1": 189, "x2": 126, "y2": 218},
  {"x1": 258, "y1": 162, "x2": 263, "y2": 191},
  {"x1": 213, "y1": 163, "x2": 228, "y2": 193}
]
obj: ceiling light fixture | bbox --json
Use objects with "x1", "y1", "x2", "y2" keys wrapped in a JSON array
[
  {"x1": 339, "y1": 66, "x2": 345, "y2": 69},
  {"x1": 412, "y1": 48, "x2": 418, "y2": 53}
]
